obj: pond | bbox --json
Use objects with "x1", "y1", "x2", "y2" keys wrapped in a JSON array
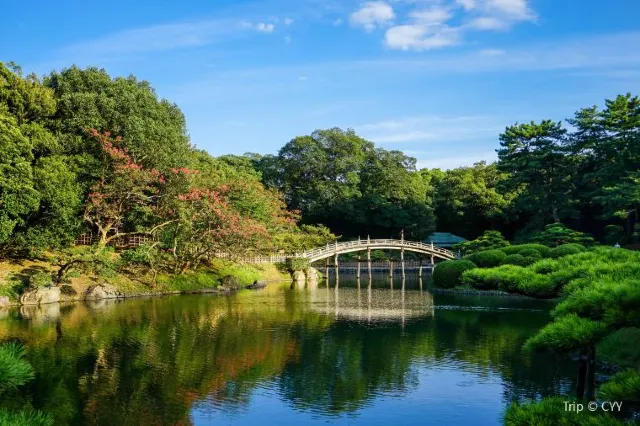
[{"x1": 0, "y1": 275, "x2": 577, "y2": 425}]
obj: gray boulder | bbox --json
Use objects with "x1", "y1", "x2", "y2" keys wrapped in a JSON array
[
  {"x1": 84, "y1": 283, "x2": 124, "y2": 300},
  {"x1": 306, "y1": 267, "x2": 319, "y2": 286},
  {"x1": 220, "y1": 275, "x2": 241, "y2": 291},
  {"x1": 246, "y1": 280, "x2": 267, "y2": 290},
  {"x1": 20, "y1": 287, "x2": 61, "y2": 305}
]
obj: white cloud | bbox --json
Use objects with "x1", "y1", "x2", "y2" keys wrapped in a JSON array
[
  {"x1": 385, "y1": 25, "x2": 460, "y2": 51},
  {"x1": 283, "y1": 17, "x2": 294, "y2": 25},
  {"x1": 468, "y1": 16, "x2": 508, "y2": 30},
  {"x1": 256, "y1": 22, "x2": 276, "y2": 33},
  {"x1": 353, "y1": 0, "x2": 535, "y2": 51},
  {"x1": 408, "y1": 6, "x2": 452, "y2": 25},
  {"x1": 349, "y1": 1, "x2": 395, "y2": 31},
  {"x1": 456, "y1": 0, "x2": 476, "y2": 11},
  {"x1": 284, "y1": 35, "x2": 292, "y2": 44},
  {"x1": 358, "y1": 115, "x2": 503, "y2": 144},
  {"x1": 484, "y1": 0, "x2": 535, "y2": 20}
]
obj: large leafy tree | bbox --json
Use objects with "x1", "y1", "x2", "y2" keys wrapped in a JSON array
[
  {"x1": 44, "y1": 66, "x2": 191, "y2": 171},
  {"x1": 0, "y1": 62, "x2": 82, "y2": 249},
  {"x1": 426, "y1": 162, "x2": 514, "y2": 239},
  {"x1": 83, "y1": 130, "x2": 172, "y2": 248},
  {"x1": 567, "y1": 94, "x2": 640, "y2": 240},
  {"x1": 497, "y1": 120, "x2": 573, "y2": 226},
  {"x1": 254, "y1": 128, "x2": 436, "y2": 239}
]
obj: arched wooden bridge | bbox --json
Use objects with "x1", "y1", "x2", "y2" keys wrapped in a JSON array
[
  {"x1": 299, "y1": 238, "x2": 455, "y2": 262},
  {"x1": 213, "y1": 238, "x2": 455, "y2": 266}
]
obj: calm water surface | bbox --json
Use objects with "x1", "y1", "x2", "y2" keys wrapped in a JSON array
[{"x1": 0, "y1": 275, "x2": 577, "y2": 425}]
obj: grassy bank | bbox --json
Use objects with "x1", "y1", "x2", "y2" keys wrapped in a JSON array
[{"x1": 0, "y1": 255, "x2": 290, "y2": 304}]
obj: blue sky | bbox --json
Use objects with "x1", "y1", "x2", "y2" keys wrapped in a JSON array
[{"x1": 2, "y1": 0, "x2": 640, "y2": 169}]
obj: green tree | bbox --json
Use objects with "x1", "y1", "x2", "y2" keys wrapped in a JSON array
[
  {"x1": 256, "y1": 128, "x2": 435, "y2": 239},
  {"x1": 567, "y1": 94, "x2": 640, "y2": 240},
  {"x1": 44, "y1": 66, "x2": 191, "y2": 171},
  {"x1": 497, "y1": 120, "x2": 573, "y2": 226},
  {"x1": 427, "y1": 162, "x2": 514, "y2": 238}
]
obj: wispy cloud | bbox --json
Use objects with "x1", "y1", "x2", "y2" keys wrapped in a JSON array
[
  {"x1": 256, "y1": 22, "x2": 276, "y2": 33},
  {"x1": 350, "y1": 0, "x2": 536, "y2": 51},
  {"x1": 357, "y1": 115, "x2": 504, "y2": 144},
  {"x1": 352, "y1": 32, "x2": 640, "y2": 73},
  {"x1": 165, "y1": 31, "x2": 640, "y2": 107},
  {"x1": 59, "y1": 18, "x2": 246, "y2": 58},
  {"x1": 349, "y1": 1, "x2": 396, "y2": 31}
]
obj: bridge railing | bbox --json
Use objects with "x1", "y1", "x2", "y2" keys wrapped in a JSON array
[
  {"x1": 210, "y1": 239, "x2": 454, "y2": 264},
  {"x1": 298, "y1": 239, "x2": 454, "y2": 260}
]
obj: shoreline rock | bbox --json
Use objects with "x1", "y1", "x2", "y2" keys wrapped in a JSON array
[
  {"x1": 84, "y1": 283, "x2": 125, "y2": 300},
  {"x1": 19, "y1": 287, "x2": 61, "y2": 305},
  {"x1": 246, "y1": 280, "x2": 267, "y2": 290}
]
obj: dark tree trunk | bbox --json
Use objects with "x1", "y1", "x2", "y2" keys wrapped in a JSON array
[
  {"x1": 585, "y1": 345, "x2": 596, "y2": 400},
  {"x1": 576, "y1": 349, "x2": 587, "y2": 400}
]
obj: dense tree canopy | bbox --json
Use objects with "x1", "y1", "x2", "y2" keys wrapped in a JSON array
[
  {"x1": 0, "y1": 62, "x2": 334, "y2": 265},
  {"x1": 44, "y1": 66, "x2": 192, "y2": 170},
  {"x1": 2, "y1": 58, "x2": 640, "y2": 264},
  {"x1": 252, "y1": 128, "x2": 435, "y2": 240},
  {"x1": 425, "y1": 162, "x2": 515, "y2": 239}
]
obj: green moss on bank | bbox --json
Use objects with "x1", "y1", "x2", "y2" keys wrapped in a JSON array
[{"x1": 0, "y1": 257, "x2": 290, "y2": 303}]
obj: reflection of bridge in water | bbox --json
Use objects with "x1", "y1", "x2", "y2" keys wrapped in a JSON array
[{"x1": 308, "y1": 281, "x2": 434, "y2": 326}]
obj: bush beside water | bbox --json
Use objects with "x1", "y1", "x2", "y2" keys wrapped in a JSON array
[
  {"x1": 433, "y1": 260, "x2": 477, "y2": 289},
  {"x1": 463, "y1": 249, "x2": 507, "y2": 268}
]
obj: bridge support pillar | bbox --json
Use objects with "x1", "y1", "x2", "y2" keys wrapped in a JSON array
[
  {"x1": 367, "y1": 248, "x2": 372, "y2": 278},
  {"x1": 430, "y1": 254, "x2": 434, "y2": 268},
  {"x1": 325, "y1": 258, "x2": 329, "y2": 281},
  {"x1": 418, "y1": 258, "x2": 423, "y2": 278},
  {"x1": 334, "y1": 252, "x2": 339, "y2": 284},
  {"x1": 389, "y1": 261, "x2": 393, "y2": 278},
  {"x1": 401, "y1": 248, "x2": 405, "y2": 279},
  {"x1": 356, "y1": 255, "x2": 361, "y2": 279}
]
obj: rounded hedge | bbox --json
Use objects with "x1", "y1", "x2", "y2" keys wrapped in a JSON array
[
  {"x1": 549, "y1": 243, "x2": 586, "y2": 259},
  {"x1": 519, "y1": 248, "x2": 542, "y2": 258},
  {"x1": 463, "y1": 249, "x2": 507, "y2": 268},
  {"x1": 500, "y1": 254, "x2": 529, "y2": 266},
  {"x1": 501, "y1": 244, "x2": 551, "y2": 257},
  {"x1": 433, "y1": 260, "x2": 477, "y2": 288},
  {"x1": 523, "y1": 256, "x2": 541, "y2": 266}
]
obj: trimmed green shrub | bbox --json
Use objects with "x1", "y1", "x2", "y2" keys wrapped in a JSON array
[
  {"x1": 523, "y1": 257, "x2": 540, "y2": 266},
  {"x1": 505, "y1": 396, "x2": 624, "y2": 426},
  {"x1": 433, "y1": 260, "x2": 477, "y2": 288},
  {"x1": 463, "y1": 249, "x2": 507, "y2": 268},
  {"x1": 501, "y1": 244, "x2": 551, "y2": 257},
  {"x1": 452, "y1": 230, "x2": 509, "y2": 255},
  {"x1": 531, "y1": 223, "x2": 596, "y2": 247},
  {"x1": 531, "y1": 259, "x2": 560, "y2": 274},
  {"x1": 461, "y1": 265, "x2": 556, "y2": 296},
  {"x1": 518, "y1": 248, "x2": 542, "y2": 259},
  {"x1": 597, "y1": 369, "x2": 640, "y2": 403},
  {"x1": 500, "y1": 254, "x2": 528, "y2": 266},
  {"x1": 549, "y1": 243, "x2": 585, "y2": 258}
]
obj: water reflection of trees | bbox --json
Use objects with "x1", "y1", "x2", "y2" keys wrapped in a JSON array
[{"x1": 0, "y1": 288, "x2": 575, "y2": 424}]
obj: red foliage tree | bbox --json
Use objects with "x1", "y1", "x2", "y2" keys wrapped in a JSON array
[{"x1": 83, "y1": 130, "x2": 173, "y2": 247}]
